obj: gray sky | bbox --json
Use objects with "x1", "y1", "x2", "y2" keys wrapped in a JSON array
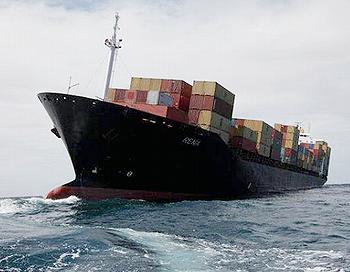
[{"x1": 0, "y1": 0, "x2": 349, "y2": 197}]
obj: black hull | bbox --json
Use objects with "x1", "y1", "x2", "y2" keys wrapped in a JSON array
[{"x1": 38, "y1": 92, "x2": 326, "y2": 201}]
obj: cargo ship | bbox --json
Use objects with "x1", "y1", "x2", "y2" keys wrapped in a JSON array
[{"x1": 39, "y1": 14, "x2": 331, "y2": 201}]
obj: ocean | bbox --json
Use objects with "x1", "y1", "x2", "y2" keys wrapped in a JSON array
[{"x1": 0, "y1": 184, "x2": 349, "y2": 272}]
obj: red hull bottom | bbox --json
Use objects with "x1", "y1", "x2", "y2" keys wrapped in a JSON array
[{"x1": 46, "y1": 186, "x2": 213, "y2": 202}]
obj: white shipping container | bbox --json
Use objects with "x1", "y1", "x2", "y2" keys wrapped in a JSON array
[
  {"x1": 146, "y1": 90, "x2": 160, "y2": 105},
  {"x1": 158, "y1": 92, "x2": 173, "y2": 107}
]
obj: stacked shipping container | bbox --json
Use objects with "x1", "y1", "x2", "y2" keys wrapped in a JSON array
[
  {"x1": 274, "y1": 124, "x2": 300, "y2": 165},
  {"x1": 188, "y1": 81, "x2": 235, "y2": 142},
  {"x1": 105, "y1": 76, "x2": 331, "y2": 177},
  {"x1": 229, "y1": 122, "x2": 258, "y2": 152},
  {"x1": 313, "y1": 141, "x2": 330, "y2": 176},
  {"x1": 105, "y1": 77, "x2": 193, "y2": 124},
  {"x1": 232, "y1": 119, "x2": 273, "y2": 157},
  {"x1": 130, "y1": 77, "x2": 192, "y2": 112},
  {"x1": 271, "y1": 129, "x2": 283, "y2": 161}
]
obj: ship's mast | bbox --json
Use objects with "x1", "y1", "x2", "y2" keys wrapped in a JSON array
[{"x1": 103, "y1": 13, "x2": 122, "y2": 100}]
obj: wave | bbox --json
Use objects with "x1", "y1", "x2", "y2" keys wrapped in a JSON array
[
  {"x1": 0, "y1": 196, "x2": 80, "y2": 215},
  {"x1": 26, "y1": 195, "x2": 80, "y2": 205},
  {"x1": 109, "y1": 228, "x2": 346, "y2": 272},
  {"x1": 0, "y1": 199, "x2": 31, "y2": 214}
]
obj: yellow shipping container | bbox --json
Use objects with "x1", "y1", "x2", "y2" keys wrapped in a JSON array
[
  {"x1": 274, "y1": 124, "x2": 299, "y2": 135},
  {"x1": 198, "y1": 111, "x2": 231, "y2": 132},
  {"x1": 149, "y1": 78, "x2": 162, "y2": 91},
  {"x1": 229, "y1": 126, "x2": 258, "y2": 143},
  {"x1": 199, "y1": 125, "x2": 230, "y2": 143},
  {"x1": 130, "y1": 77, "x2": 153, "y2": 91},
  {"x1": 287, "y1": 126, "x2": 299, "y2": 134},
  {"x1": 243, "y1": 119, "x2": 264, "y2": 131},
  {"x1": 283, "y1": 132, "x2": 296, "y2": 141},
  {"x1": 283, "y1": 139, "x2": 296, "y2": 150},
  {"x1": 256, "y1": 143, "x2": 271, "y2": 157},
  {"x1": 130, "y1": 77, "x2": 141, "y2": 90},
  {"x1": 105, "y1": 88, "x2": 116, "y2": 102},
  {"x1": 243, "y1": 120, "x2": 273, "y2": 134},
  {"x1": 139, "y1": 78, "x2": 151, "y2": 91},
  {"x1": 192, "y1": 81, "x2": 235, "y2": 105}
]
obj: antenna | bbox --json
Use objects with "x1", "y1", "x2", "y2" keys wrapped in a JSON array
[
  {"x1": 103, "y1": 13, "x2": 122, "y2": 100},
  {"x1": 67, "y1": 76, "x2": 79, "y2": 94}
]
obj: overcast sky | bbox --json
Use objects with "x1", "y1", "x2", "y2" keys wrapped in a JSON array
[{"x1": 0, "y1": 0, "x2": 349, "y2": 197}]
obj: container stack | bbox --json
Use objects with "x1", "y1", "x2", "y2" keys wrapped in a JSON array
[
  {"x1": 323, "y1": 146, "x2": 331, "y2": 176},
  {"x1": 297, "y1": 145, "x2": 309, "y2": 169},
  {"x1": 232, "y1": 119, "x2": 273, "y2": 157},
  {"x1": 271, "y1": 129, "x2": 282, "y2": 161},
  {"x1": 306, "y1": 150, "x2": 314, "y2": 171},
  {"x1": 298, "y1": 143, "x2": 315, "y2": 170},
  {"x1": 188, "y1": 81, "x2": 235, "y2": 142},
  {"x1": 299, "y1": 139, "x2": 331, "y2": 174},
  {"x1": 313, "y1": 140, "x2": 330, "y2": 175},
  {"x1": 274, "y1": 124, "x2": 300, "y2": 165},
  {"x1": 130, "y1": 77, "x2": 192, "y2": 112},
  {"x1": 229, "y1": 120, "x2": 258, "y2": 152},
  {"x1": 104, "y1": 77, "x2": 193, "y2": 124}
]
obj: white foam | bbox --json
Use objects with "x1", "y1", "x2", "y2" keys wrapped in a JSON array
[
  {"x1": 113, "y1": 228, "x2": 222, "y2": 272},
  {"x1": 0, "y1": 196, "x2": 80, "y2": 215},
  {"x1": 26, "y1": 195, "x2": 80, "y2": 205},
  {"x1": 0, "y1": 199, "x2": 30, "y2": 214},
  {"x1": 0, "y1": 254, "x2": 16, "y2": 263},
  {"x1": 111, "y1": 228, "x2": 346, "y2": 272},
  {"x1": 51, "y1": 249, "x2": 81, "y2": 270},
  {"x1": 112, "y1": 249, "x2": 128, "y2": 255}
]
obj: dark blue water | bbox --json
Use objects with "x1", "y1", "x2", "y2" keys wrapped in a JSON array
[{"x1": 1, "y1": 184, "x2": 349, "y2": 271}]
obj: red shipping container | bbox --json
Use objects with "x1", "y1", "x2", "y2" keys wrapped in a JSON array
[
  {"x1": 229, "y1": 137, "x2": 257, "y2": 153},
  {"x1": 313, "y1": 149, "x2": 319, "y2": 158},
  {"x1": 189, "y1": 95, "x2": 232, "y2": 118},
  {"x1": 113, "y1": 89, "x2": 127, "y2": 102},
  {"x1": 160, "y1": 79, "x2": 192, "y2": 98},
  {"x1": 282, "y1": 148, "x2": 297, "y2": 162},
  {"x1": 180, "y1": 95, "x2": 190, "y2": 112},
  {"x1": 189, "y1": 95, "x2": 204, "y2": 109},
  {"x1": 114, "y1": 102, "x2": 188, "y2": 124},
  {"x1": 171, "y1": 94, "x2": 190, "y2": 112},
  {"x1": 188, "y1": 109, "x2": 200, "y2": 124},
  {"x1": 271, "y1": 149, "x2": 281, "y2": 161},
  {"x1": 183, "y1": 83, "x2": 192, "y2": 98},
  {"x1": 166, "y1": 107, "x2": 189, "y2": 123},
  {"x1": 136, "y1": 90, "x2": 147, "y2": 103},
  {"x1": 125, "y1": 90, "x2": 137, "y2": 103},
  {"x1": 189, "y1": 95, "x2": 213, "y2": 110},
  {"x1": 284, "y1": 148, "x2": 293, "y2": 157},
  {"x1": 202, "y1": 96, "x2": 214, "y2": 109}
]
